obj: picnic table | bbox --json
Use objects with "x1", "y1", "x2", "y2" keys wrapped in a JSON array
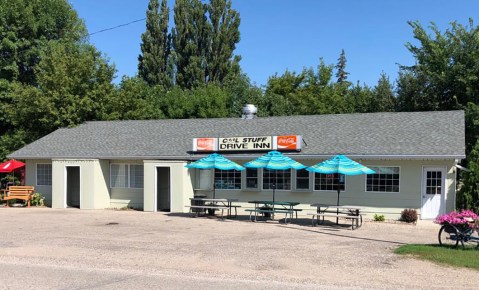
[
  {"x1": 246, "y1": 200, "x2": 301, "y2": 223},
  {"x1": 309, "y1": 203, "x2": 363, "y2": 230},
  {"x1": 187, "y1": 198, "x2": 240, "y2": 218}
]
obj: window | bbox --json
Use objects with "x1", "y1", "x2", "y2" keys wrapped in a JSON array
[
  {"x1": 314, "y1": 173, "x2": 345, "y2": 191},
  {"x1": 214, "y1": 169, "x2": 241, "y2": 190},
  {"x1": 129, "y1": 165, "x2": 144, "y2": 189},
  {"x1": 110, "y1": 164, "x2": 143, "y2": 188},
  {"x1": 295, "y1": 169, "x2": 310, "y2": 190},
  {"x1": 245, "y1": 168, "x2": 258, "y2": 189},
  {"x1": 263, "y1": 169, "x2": 291, "y2": 190},
  {"x1": 425, "y1": 171, "x2": 442, "y2": 195},
  {"x1": 37, "y1": 164, "x2": 52, "y2": 186},
  {"x1": 366, "y1": 166, "x2": 400, "y2": 193}
]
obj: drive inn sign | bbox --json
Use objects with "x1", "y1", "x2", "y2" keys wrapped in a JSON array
[{"x1": 192, "y1": 135, "x2": 302, "y2": 152}]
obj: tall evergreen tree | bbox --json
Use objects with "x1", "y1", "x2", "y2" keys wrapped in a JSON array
[
  {"x1": 138, "y1": 0, "x2": 172, "y2": 88},
  {"x1": 172, "y1": 0, "x2": 207, "y2": 89},
  {"x1": 205, "y1": 0, "x2": 241, "y2": 84},
  {"x1": 335, "y1": 49, "x2": 350, "y2": 85},
  {"x1": 371, "y1": 73, "x2": 396, "y2": 112}
]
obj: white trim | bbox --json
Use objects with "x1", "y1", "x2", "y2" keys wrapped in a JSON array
[
  {"x1": 261, "y1": 168, "x2": 292, "y2": 191},
  {"x1": 243, "y1": 168, "x2": 260, "y2": 191},
  {"x1": 110, "y1": 163, "x2": 144, "y2": 189},
  {"x1": 421, "y1": 166, "x2": 447, "y2": 219},
  {"x1": 12, "y1": 154, "x2": 465, "y2": 160},
  {"x1": 294, "y1": 168, "x2": 311, "y2": 191},
  {"x1": 364, "y1": 166, "x2": 401, "y2": 193}
]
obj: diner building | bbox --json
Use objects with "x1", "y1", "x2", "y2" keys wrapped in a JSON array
[{"x1": 8, "y1": 109, "x2": 465, "y2": 219}]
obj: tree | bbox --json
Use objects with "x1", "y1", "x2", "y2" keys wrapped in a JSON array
[
  {"x1": 458, "y1": 139, "x2": 479, "y2": 211},
  {"x1": 371, "y1": 73, "x2": 396, "y2": 112},
  {"x1": 335, "y1": 49, "x2": 350, "y2": 86},
  {"x1": 397, "y1": 19, "x2": 479, "y2": 209},
  {"x1": 172, "y1": 0, "x2": 207, "y2": 89},
  {"x1": 205, "y1": 0, "x2": 241, "y2": 84},
  {"x1": 0, "y1": 0, "x2": 86, "y2": 85},
  {"x1": 6, "y1": 41, "x2": 115, "y2": 139},
  {"x1": 397, "y1": 19, "x2": 479, "y2": 112},
  {"x1": 0, "y1": 0, "x2": 116, "y2": 160},
  {"x1": 138, "y1": 0, "x2": 172, "y2": 88}
]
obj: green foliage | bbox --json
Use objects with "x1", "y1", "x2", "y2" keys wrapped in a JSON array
[
  {"x1": 395, "y1": 244, "x2": 479, "y2": 269},
  {"x1": 373, "y1": 214, "x2": 385, "y2": 222},
  {"x1": 400, "y1": 209, "x2": 418, "y2": 223},
  {"x1": 458, "y1": 140, "x2": 479, "y2": 211},
  {"x1": 138, "y1": 0, "x2": 172, "y2": 88},
  {"x1": 31, "y1": 192, "x2": 45, "y2": 207},
  {"x1": 0, "y1": 0, "x2": 86, "y2": 85},
  {"x1": 335, "y1": 49, "x2": 350, "y2": 86},
  {"x1": 397, "y1": 19, "x2": 479, "y2": 113},
  {"x1": 371, "y1": 73, "x2": 396, "y2": 112},
  {"x1": 171, "y1": 0, "x2": 240, "y2": 89}
]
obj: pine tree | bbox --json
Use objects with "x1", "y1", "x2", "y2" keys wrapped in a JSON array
[
  {"x1": 335, "y1": 49, "x2": 350, "y2": 85},
  {"x1": 372, "y1": 73, "x2": 396, "y2": 112},
  {"x1": 138, "y1": 0, "x2": 172, "y2": 88}
]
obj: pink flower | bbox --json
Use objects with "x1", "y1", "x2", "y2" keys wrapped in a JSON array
[{"x1": 435, "y1": 210, "x2": 478, "y2": 227}]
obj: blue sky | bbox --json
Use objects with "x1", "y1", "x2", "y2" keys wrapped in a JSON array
[{"x1": 69, "y1": 0, "x2": 478, "y2": 87}]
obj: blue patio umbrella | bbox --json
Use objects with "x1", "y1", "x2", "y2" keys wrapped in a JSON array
[
  {"x1": 244, "y1": 151, "x2": 306, "y2": 215},
  {"x1": 185, "y1": 153, "x2": 245, "y2": 198},
  {"x1": 306, "y1": 154, "x2": 375, "y2": 223}
]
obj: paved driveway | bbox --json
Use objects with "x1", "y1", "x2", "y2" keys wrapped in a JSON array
[{"x1": 0, "y1": 208, "x2": 476, "y2": 289}]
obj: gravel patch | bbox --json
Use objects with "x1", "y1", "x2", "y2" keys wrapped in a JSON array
[{"x1": 0, "y1": 208, "x2": 476, "y2": 289}]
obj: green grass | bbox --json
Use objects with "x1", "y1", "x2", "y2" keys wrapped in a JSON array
[{"x1": 395, "y1": 244, "x2": 479, "y2": 270}]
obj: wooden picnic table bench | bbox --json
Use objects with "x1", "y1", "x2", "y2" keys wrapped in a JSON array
[
  {"x1": 307, "y1": 212, "x2": 361, "y2": 230},
  {"x1": 2, "y1": 186, "x2": 35, "y2": 207},
  {"x1": 245, "y1": 208, "x2": 294, "y2": 223},
  {"x1": 185, "y1": 205, "x2": 229, "y2": 219}
]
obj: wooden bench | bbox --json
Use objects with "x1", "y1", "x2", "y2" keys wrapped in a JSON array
[
  {"x1": 185, "y1": 205, "x2": 229, "y2": 218},
  {"x1": 3, "y1": 186, "x2": 35, "y2": 207},
  {"x1": 245, "y1": 208, "x2": 294, "y2": 223},
  {"x1": 307, "y1": 212, "x2": 362, "y2": 230}
]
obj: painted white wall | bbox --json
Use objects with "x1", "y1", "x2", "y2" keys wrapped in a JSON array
[{"x1": 143, "y1": 160, "x2": 193, "y2": 212}]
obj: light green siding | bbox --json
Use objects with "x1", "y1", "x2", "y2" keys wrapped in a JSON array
[
  {"x1": 186, "y1": 158, "x2": 457, "y2": 219},
  {"x1": 108, "y1": 160, "x2": 144, "y2": 209},
  {"x1": 25, "y1": 160, "x2": 52, "y2": 206}
]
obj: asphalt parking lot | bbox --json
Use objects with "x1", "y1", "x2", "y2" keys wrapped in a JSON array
[{"x1": 0, "y1": 208, "x2": 477, "y2": 289}]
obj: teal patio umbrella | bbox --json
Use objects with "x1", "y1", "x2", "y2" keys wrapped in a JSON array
[
  {"x1": 244, "y1": 151, "x2": 306, "y2": 214},
  {"x1": 306, "y1": 154, "x2": 375, "y2": 223},
  {"x1": 185, "y1": 153, "x2": 245, "y2": 198}
]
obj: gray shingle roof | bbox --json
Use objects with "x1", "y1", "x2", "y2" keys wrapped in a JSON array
[{"x1": 8, "y1": 110, "x2": 465, "y2": 160}]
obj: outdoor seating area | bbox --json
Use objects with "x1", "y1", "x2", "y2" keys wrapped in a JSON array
[
  {"x1": 187, "y1": 197, "x2": 240, "y2": 218},
  {"x1": 183, "y1": 151, "x2": 371, "y2": 229},
  {"x1": 309, "y1": 204, "x2": 363, "y2": 230},
  {"x1": 184, "y1": 200, "x2": 363, "y2": 229}
]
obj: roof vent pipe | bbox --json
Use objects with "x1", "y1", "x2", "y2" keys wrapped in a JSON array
[{"x1": 242, "y1": 104, "x2": 257, "y2": 119}]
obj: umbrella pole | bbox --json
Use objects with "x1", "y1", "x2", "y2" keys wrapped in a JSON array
[
  {"x1": 272, "y1": 183, "x2": 276, "y2": 219},
  {"x1": 336, "y1": 175, "x2": 340, "y2": 225}
]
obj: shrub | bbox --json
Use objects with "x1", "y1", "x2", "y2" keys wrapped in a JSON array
[
  {"x1": 31, "y1": 192, "x2": 45, "y2": 206},
  {"x1": 373, "y1": 214, "x2": 385, "y2": 222},
  {"x1": 401, "y1": 209, "x2": 418, "y2": 223}
]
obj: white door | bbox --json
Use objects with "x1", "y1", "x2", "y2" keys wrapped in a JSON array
[{"x1": 421, "y1": 167, "x2": 446, "y2": 219}]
